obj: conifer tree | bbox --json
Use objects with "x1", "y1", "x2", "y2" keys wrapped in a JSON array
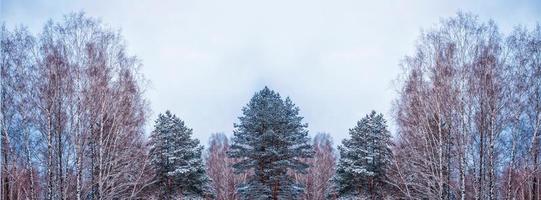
[
  {"x1": 149, "y1": 111, "x2": 212, "y2": 199},
  {"x1": 228, "y1": 87, "x2": 314, "y2": 200},
  {"x1": 331, "y1": 111, "x2": 393, "y2": 199}
]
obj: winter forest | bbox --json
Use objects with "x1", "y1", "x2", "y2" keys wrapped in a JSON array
[{"x1": 1, "y1": 6, "x2": 541, "y2": 200}]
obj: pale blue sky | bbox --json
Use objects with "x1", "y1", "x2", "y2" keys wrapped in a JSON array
[{"x1": 2, "y1": 0, "x2": 540, "y2": 145}]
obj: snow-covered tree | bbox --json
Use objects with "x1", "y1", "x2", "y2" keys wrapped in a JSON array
[
  {"x1": 149, "y1": 111, "x2": 212, "y2": 199},
  {"x1": 228, "y1": 87, "x2": 314, "y2": 200},
  {"x1": 331, "y1": 111, "x2": 392, "y2": 199}
]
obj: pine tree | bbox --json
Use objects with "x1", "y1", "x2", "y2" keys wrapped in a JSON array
[
  {"x1": 331, "y1": 111, "x2": 393, "y2": 199},
  {"x1": 149, "y1": 111, "x2": 213, "y2": 199},
  {"x1": 228, "y1": 87, "x2": 314, "y2": 200}
]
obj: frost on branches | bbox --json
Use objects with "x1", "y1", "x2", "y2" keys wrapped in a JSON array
[
  {"x1": 228, "y1": 87, "x2": 314, "y2": 200},
  {"x1": 331, "y1": 111, "x2": 393, "y2": 199},
  {"x1": 149, "y1": 111, "x2": 213, "y2": 199}
]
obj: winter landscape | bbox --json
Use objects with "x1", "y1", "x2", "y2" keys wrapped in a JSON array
[{"x1": 1, "y1": 0, "x2": 541, "y2": 200}]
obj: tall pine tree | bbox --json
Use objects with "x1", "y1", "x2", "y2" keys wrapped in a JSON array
[
  {"x1": 331, "y1": 111, "x2": 393, "y2": 199},
  {"x1": 149, "y1": 111, "x2": 212, "y2": 199},
  {"x1": 228, "y1": 87, "x2": 314, "y2": 200}
]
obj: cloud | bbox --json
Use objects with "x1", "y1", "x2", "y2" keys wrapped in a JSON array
[{"x1": 2, "y1": 0, "x2": 540, "y2": 145}]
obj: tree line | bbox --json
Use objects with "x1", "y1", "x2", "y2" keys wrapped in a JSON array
[
  {"x1": 1, "y1": 11, "x2": 540, "y2": 200},
  {"x1": 391, "y1": 13, "x2": 541, "y2": 199},
  {"x1": 1, "y1": 13, "x2": 150, "y2": 200}
]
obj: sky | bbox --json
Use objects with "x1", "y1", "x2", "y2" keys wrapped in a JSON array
[{"x1": 2, "y1": 0, "x2": 540, "y2": 145}]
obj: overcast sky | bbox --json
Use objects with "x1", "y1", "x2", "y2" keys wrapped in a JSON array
[{"x1": 2, "y1": 0, "x2": 540, "y2": 145}]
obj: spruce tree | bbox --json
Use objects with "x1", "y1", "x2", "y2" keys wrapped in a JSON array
[
  {"x1": 228, "y1": 87, "x2": 314, "y2": 200},
  {"x1": 331, "y1": 111, "x2": 393, "y2": 199},
  {"x1": 149, "y1": 111, "x2": 212, "y2": 199}
]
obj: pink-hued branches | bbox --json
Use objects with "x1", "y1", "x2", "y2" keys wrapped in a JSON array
[
  {"x1": 295, "y1": 133, "x2": 336, "y2": 200},
  {"x1": 205, "y1": 133, "x2": 247, "y2": 200},
  {"x1": 391, "y1": 12, "x2": 541, "y2": 199},
  {"x1": 1, "y1": 12, "x2": 151, "y2": 199}
]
